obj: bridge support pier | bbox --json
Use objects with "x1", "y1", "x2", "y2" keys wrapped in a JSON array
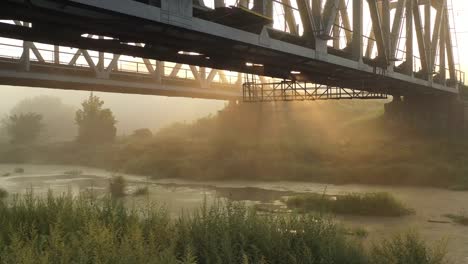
[{"x1": 384, "y1": 94, "x2": 465, "y2": 136}]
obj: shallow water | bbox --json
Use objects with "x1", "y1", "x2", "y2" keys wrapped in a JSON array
[{"x1": 1, "y1": 163, "x2": 468, "y2": 264}]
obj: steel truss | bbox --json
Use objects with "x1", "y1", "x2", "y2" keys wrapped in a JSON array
[
  {"x1": 243, "y1": 81, "x2": 388, "y2": 102},
  {"x1": 0, "y1": 0, "x2": 464, "y2": 100}
]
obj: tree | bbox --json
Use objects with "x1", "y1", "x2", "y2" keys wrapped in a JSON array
[
  {"x1": 75, "y1": 94, "x2": 117, "y2": 144},
  {"x1": 10, "y1": 96, "x2": 76, "y2": 141},
  {"x1": 132, "y1": 128, "x2": 153, "y2": 139},
  {"x1": 2, "y1": 113, "x2": 43, "y2": 144}
]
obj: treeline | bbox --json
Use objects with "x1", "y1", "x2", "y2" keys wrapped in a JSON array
[{"x1": 1, "y1": 97, "x2": 468, "y2": 190}]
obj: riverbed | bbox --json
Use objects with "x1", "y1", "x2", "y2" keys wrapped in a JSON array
[{"x1": 1, "y1": 163, "x2": 467, "y2": 264}]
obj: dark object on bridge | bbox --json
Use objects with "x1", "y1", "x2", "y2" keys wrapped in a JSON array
[
  {"x1": 194, "y1": 6, "x2": 272, "y2": 34},
  {"x1": 363, "y1": 56, "x2": 388, "y2": 69},
  {"x1": 132, "y1": 0, "x2": 161, "y2": 7},
  {"x1": 415, "y1": 70, "x2": 429, "y2": 80},
  {"x1": 267, "y1": 28, "x2": 312, "y2": 47},
  {"x1": 394, "y1": 61, "x2": 411, "y2": 75},
  {"x1": 328, "y1": 45, "x2": 352, "y2": 59}
]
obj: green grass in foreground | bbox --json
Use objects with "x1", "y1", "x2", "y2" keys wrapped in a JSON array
[
  {"x1": 286, "y1": 192, "x2": 414, "y2": 217},
  {"x1": 0, "y1": 193, "x2": 447, "y2": 264}
]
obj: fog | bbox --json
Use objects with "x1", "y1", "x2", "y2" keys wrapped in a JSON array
[{"x1": 0, "y1": 85, "x2": 226, "y2": 137}]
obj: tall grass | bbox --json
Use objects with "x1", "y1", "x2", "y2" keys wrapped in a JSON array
[
  {"x1": 0, "y1": 193, "x2": 448, "y2": 264},
  {"x1": 109, "y1": 175, "x2": 127, "y2": 197},
  {"x1": 286, "y1": 192, "x2": 414, "y2": 217}
]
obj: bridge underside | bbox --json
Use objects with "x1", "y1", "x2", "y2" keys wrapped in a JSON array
[{"x1": 0, "y1": 0, "x2": 464, "y2": 101}]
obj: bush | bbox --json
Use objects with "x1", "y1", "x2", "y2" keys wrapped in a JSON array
[
  {"x1": 13, "y1": 167, "x2": 24, "y2": 173},
  {"x1": 0, "y1": 193, "x2": 448, "y2": 264},
  {"x1": 0, "y1": 188, "x2": 7, "y2": 199},
  {"x1": 444, "y1": 213, "x2": 468, "y2": 226},
  {"x1": 109, "y1": 175, "x2": 127, "y2": 197},
  {"x1": 64, "y1": 170, "x2": 83, "y2": 176},
  {"x1": 371, "y1": 232, "x2": 447, "y2": 264},
  {"x1": 286, "y1": 192, "x2": 413, "y2": 217},
  {"x1": 133, "y1": 186, "x2": 149, "y2": 196}
]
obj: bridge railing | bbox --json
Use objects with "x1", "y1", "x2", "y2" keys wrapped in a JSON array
[{"x1": 0, "y1": 40, "x2": 244, "y2": 88}]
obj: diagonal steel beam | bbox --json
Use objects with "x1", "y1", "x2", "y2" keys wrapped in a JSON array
[
  {"x1": 390, "y1": 0, "x2": 406, "y2": 59},
  {"x1": 430, "y1": 1, "x2": 444, "y2": 73},
  {"x1": 443, "y1": 6, "x2": 455, "y2": 80},
  {"x1": 413, "y1": 2, "x2": 428, "y2": 74},
  {"x1": 339, "y1": 0, "x2": 353, "y2": 44},
  {"x1": 368, "y1": 0, "x2": 388, "y2": 63},
  {"x1": 322, "y1": 0, "x2": 340, "y2": 37},
  {"x1": 282, "y1": 0, "x2": 298, "y2": 35}
]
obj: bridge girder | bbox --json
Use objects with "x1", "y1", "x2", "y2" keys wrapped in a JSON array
[{"x1": 0, "y1": 0, "x2": 463, "y2": 99}]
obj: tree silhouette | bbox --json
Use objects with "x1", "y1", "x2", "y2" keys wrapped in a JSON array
[
  {"x1": 2, "y1": 113, "x2": 43, "y2": 144},
  {"x1": 75, "y1": 94, "x2": 117, "y2": 144}
]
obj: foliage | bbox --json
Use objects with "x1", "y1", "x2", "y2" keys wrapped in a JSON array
[
  {"x1": 444, "y1": 213, "x2": 468, "y2": 226},
  {"x1": 286, "y1": 192, "x2": 414, "y2": 217},
  {"x1": 0, "y1": 188, "x2": 7, "y2": 199},
  {"x1": 133, "y1": 186, "x2": 149, "y2": 196},
  {"x1": 75, "y1": 94, "x2": 117, "y2": 144},
  {"x1": 13, "y1": 167, "x2": 24, "y2": 174},
  {"x1": 131, "y1": 128, "x2": 153, "y2": 139},
  {"x1": 2, "y1": 113, "x2": 43, "y2": 144},
  {"x1": 10, "y1": 95, "x2": 76, "y2": 141},
  {"x1": 371, "y1": 231, "x2": 448, "y2": 264},
  {"x1": 109, "y1": 175, "x2": 127, "y2": 198},
  {"x1": 0, "y1": 193, "x2": 449, "y2": 264}
]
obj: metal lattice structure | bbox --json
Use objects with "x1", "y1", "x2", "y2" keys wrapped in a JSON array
[
  {"x1": 243, "y1": 81, "x2": 388, "y2": 102},
  {"x1": 0, "y1": 0, "x2": 465, "y2": 101}
]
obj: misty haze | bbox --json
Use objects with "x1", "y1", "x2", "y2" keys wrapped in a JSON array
[{"x1": 1, "y1": 0, "x2": 468, "y2": 264}]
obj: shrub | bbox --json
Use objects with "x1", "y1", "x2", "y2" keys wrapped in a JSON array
[
  {"x1": 133, "y1": 186, "x2": 149, "y2": 196},
  {"x1": 109, "y1": 175, "x2": 127, "y2": 197},
  {"x1": 0, "y1": 188, "x2": 7, "y2": 199},
  {"x1": 444, "y1": 213, "x2": 468, "y2": 226},
  {"x1": 0, "y1": 193, "x2": 448, "y2": 264},
  {"x1": 13, "y1": 167, "x2": 24, "y2": 173},
  {"x1": 370, "y1": 231, "x2": 447, "y2": 264},
  {"x1": 286, "y1": 192, "x2": 413, "y2": 217},
  {"x1": 64, "y1": 170, "x2": 83, "y2": 176}
]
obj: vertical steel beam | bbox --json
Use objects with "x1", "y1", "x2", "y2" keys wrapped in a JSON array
[
  {"x1": 382, "y1": 0, "x2": 391, "y2": 61},
  {"x1": 313, "y1": 0, "x2": 323, "y2": 33},
  {"x1": 322, "y1": 0, "x2": 340, "y2": 36},
  {"x1": 54, "y1": 45, "x2": 59, "y2": 64},
  {"x1": 252, "y1": 0, "x2": 267, "y2": 15},
  {"x1": 439, "y1": 8, "x2": 446, "y2": 83},
  {"x1": 333, "y1": 15, "x2": 340, "y2": 48},
  {"x1": 406, "y1": 0, "x2": 413, "y2": 75},
  {"x1": 156, "y1": 61, "x2": 164, "y2": 83},
  {"x1": 424, "y1": 1, "x2": 432, "y2": 78},
  {"x1": 20, "y1": 40, "x2": 31, "y2": 71},
  {"x1": 443, "y1": 6, "x2": 455, "y2": 81},
  {"x1": 352, "y1": 0, "x2": 362, "y2": 61},
  {"x1": 214, "y1": 0, "x2": 225, "y2": 8}
]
